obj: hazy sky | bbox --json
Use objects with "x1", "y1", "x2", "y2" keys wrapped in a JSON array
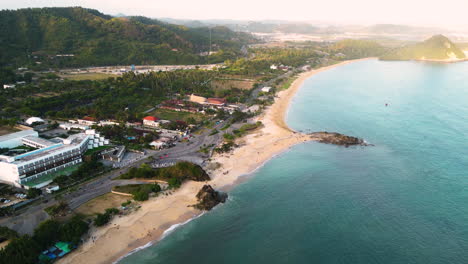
[{"x1": 2, "y1": 0, "x2": 468, "y2": 26}]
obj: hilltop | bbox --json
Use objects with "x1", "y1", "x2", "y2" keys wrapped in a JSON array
[
  {"x1": 0, "y1": 7, "x2": 257, "y2": 68},
  {"x1": 380, "y1": 35, "x2": 466, "y2": 61}
]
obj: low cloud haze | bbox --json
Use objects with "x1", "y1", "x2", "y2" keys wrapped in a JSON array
[{"x1": 3, "y1": 0, "x2": 468, "y2": 27}]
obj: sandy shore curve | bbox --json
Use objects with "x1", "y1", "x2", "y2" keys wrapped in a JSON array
[{"x1": 59, "y1": 58, "x2": 374, "y2": 264}]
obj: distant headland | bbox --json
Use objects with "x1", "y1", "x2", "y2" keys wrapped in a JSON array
[{"x1": 380, "y1": 35, "x2": 467, "y2": 62}]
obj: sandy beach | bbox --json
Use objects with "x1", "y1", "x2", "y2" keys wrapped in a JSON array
[{"x1": 59, "y1": 58, "x2": 373, "y2": 264}]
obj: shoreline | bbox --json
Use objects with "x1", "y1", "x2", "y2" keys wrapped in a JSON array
[{"x1": 59, "y1": 58, "x2": 374, "y2": 264}]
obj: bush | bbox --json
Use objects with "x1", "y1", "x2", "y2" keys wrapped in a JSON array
[
  {"x1": 121, "y1": 200, "x2": 132, "y2": 207},
  {"x1": 94, "y1": 208, "x2": 119, "y2": 227},
  {"x1": 0, "y1": 235, "x2": 41, "y2": 264},
  {"x1": 26, "y1": 188, "x2": 42, "y2": 199},
  {"x1": 223, "y1": 133, "x2": 235, "y2": 141},
  {"x1": 133, "y1": 191, "x2": 149, "y2": 201},
  {"x1": 168, "y1": 177, "x2": 182, "y2": 189},
  {"x1": 33, "y1": 220, "x2": 61, "y2": 248},
  {"x1": 59, "y1": 214, "x2": 89, "y2": 244},
  {"x1": 118, "y1": 162, "x2": 210, "y2": 184},
  {"x1": 0, "y1": 226, "x2": 18, "y2": 242},
  {"x1": 44, "y1": 201, "x2": 69, "y2": 217},
  {"x1": 94, "y1": 213, "x2": 111, "y2": 227}
]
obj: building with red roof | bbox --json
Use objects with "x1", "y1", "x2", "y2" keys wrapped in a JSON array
[
  {"x1": 143, "y1": 116, "x2": 160, "y2": 128},
  {"x1": 206, "y1": 98, "x2": 227, "y2": 106}
]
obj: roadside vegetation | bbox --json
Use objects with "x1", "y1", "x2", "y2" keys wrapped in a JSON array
[
  {"x1": 117, "y1": 162, "x2": 210, "y2": 189},
  {"x1": 113, "y1": 184, "x2": 161, "y2": 201}
]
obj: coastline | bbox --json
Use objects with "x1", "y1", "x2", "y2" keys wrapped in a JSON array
[{"x1": 58, "y1": 58, "x2": 374, "y2": 264}]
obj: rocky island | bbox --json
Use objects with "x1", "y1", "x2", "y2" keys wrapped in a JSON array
[
  {"x1": 194, "y1": 185, "x2": 228, "y2": 210},
  {"x1": 380, "y1": 34, "x2": 466, "y2": 62},
  {"x1": 309, "y1": 132, "x2": 369, "y2": 147}
]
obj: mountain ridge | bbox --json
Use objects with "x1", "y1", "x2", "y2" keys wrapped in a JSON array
[{"x1": 0, "y1": 7, "x2": 256, "y2": 67}]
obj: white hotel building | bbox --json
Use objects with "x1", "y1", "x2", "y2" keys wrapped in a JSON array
[{"x1": 0, "y1": 130, "x2": 108, "y2": 188}]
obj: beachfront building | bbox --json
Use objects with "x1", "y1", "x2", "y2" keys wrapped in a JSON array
[
  {"x1": 143, "y1": 116, "x2": 160, "y2": 128},
  {"x1": 0, "y1": 130, "x2": 108, "y2": 188},
  {"x1": 0, "y1": 129, "x2": 39, "y2": 149}
]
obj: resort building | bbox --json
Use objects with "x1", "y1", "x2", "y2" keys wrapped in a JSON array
[
  {"x1": 0, "y1": 130, "x2": 108, "y2": 188},
  {"x1": 143, "y1": 116, "x2": 160, "y2": 128},
  {"x1": 0, "y1": 129, "x2": 38, "y2": 149}
]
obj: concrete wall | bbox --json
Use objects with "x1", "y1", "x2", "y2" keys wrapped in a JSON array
[{"x1": 0, "y1": 161, "x2": 20, "y2": 187}]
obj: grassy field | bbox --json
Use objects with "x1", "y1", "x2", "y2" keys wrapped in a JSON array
[
  {"x1": 150, "y1": 108, "x2": 205, "y2": 122},
  {"x1": 60, "y1": 73, "x2": 115, "y2": 81},
  {"x1": 74, "y1": 193, "x2": 130, "y2": 216},
  {"x1": 212, "y1": 79, "x2": 255, "y2": 90}
]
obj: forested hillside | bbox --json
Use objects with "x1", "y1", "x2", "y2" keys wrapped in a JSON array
[
  {"x1": 330, "y1": 39, "x2": 389, "y2": 59},
  {"x1": 380, "y1": 35, "x2": 466, "y2": 61},
  {"x1": 0, "y1": 7, "x2": 256, "y2": 67}
]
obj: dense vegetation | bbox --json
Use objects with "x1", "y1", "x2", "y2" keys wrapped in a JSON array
[
  {"x1": 224, "y1": 47, "x2": 323, "y2": 75},
  {"x1": 0, "y1": 215, "x2": 89, "y2": 264},
  {"x1": 94, "y1": 208, "x2": 119, "y2": 227},
  {"x1": 0, "y1": 7, "x2": 256, "y2": 68},
  {"x1": 118, "y1": 162, "x2": 210, "y2": 188},
  {"x1": 113, "y1": 183, "x2": 161, "y2": 201},
  {"x1": 0, "y1": 69, "x2": 217, "y2": 121},
  {"x1": 52, "y1": 159, "x2": 105, "y2": 188},
  {"x1": 380, "y1": 35, "x2": 466, "y2": 61},
  {"x1": 330, "y1": 39, "x2": 388, "y2": 59}
]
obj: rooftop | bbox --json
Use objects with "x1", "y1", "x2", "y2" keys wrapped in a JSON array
[
  {"x1": 11, "y1": 134, "x2": 89, "y2": 164},
  {"x1": 143, "y1": 116, "x2": 159, "y2": 121},
  {"x1": 0, "y1": 129, "x2": 37, "y2": 142},
  {"x1": 22, "y1": 135, "x2": 56, "y2": 147}
]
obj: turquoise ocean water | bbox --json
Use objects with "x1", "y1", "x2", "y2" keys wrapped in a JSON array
[{"x1": 119, "y1": 59, "x2": 468, "y2": 264}]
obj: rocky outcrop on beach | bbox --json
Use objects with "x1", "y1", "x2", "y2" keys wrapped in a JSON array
[
  {"x1": 194, "y1": 185, "x2": 228, "y2": 210},
  {"x1": 309, "y1": 132, "x2": 369, "y2": 147}
]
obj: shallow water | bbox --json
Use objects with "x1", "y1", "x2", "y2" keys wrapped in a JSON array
[{"x1": 119, "y1": 59, "x2": 468, "y2": 264}]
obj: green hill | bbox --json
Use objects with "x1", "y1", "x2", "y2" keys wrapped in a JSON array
[
  {"x1": 380, "y1": 35, "x2": 466, "y2": 61},
  {"x1": 330, "y1": 39, "x2": 389, "y2": 59},
  {"x1": 0, "y1": 7, "x2": 256, "y2": 68}
]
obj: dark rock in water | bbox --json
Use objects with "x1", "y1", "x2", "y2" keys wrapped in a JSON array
[
  {"x1": 309, "y1": 132, "x2": 370, "y2": 147},
  {"x1": 194, "y1": 185, "x2": 227, "y2": 210}
]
